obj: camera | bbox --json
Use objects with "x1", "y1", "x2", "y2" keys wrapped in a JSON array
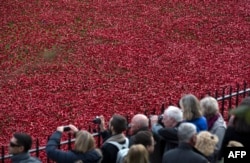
[
  {"x1": 63, "y1": 126, "x2": 71, "y2": 132},
  {"x1": 93, "y1": 116, "x2": 101, "y2": 124},
  {"x1": 158, "y1": 114, "x2": 164, "y2": 126}
]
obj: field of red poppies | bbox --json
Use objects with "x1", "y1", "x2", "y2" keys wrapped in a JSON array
[{"x1": 0, "y1": 0, "x2": 249, "y2": 153}]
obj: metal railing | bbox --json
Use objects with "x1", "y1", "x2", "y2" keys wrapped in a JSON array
[{"x1": 1, "y1": 82, "x2": 249, "y2": 162}]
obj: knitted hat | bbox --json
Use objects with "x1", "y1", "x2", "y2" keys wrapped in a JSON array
[{"x1": 195, "y1": 131, "x2": 219, "y2": 156}]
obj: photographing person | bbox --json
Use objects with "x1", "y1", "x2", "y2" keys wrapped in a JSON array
[{"x1": 46, "y1": 124, "x2": 102, "y2": 163}]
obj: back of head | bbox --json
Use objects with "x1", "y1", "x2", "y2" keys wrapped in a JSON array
[
  {"x1": 124, "y1": 144, "x2": 149, "y2": 163},
  {"x1": 200, "y1": 96, "x2": 219, "y2": 118},
  {"x1": 165, "y1": 106, "x2": 183, "y2": 122},
  {"x1": 231, "y1": 96, "x2": 250, "y2": 133},
  {"x1": 195, "y1": 131, "x2": 219, "y2": 156},
  {"x1": 177, "y1": 122, "x2": 197, "y2": 143},
  {"x1": 75, "y1": 130, "x2": 95, "y2": 153},
  {"x1": 130, "y1": 114, "x2": 149, "y2": 135},
  {"x1": 133, "y1": 131, "x2": 153, "y2": 147},
  {"x1": 180, "y1": 94, "x2": 202, "y2": 120},
  {"x1": 111, "y1": 114, "x2": 127, "y2": 134},
  {"x1": 14, "y1": 133, "x2": 32, "y2": 152}
]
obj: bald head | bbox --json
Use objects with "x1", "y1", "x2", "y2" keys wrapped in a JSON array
[{"x1": 130, "y1": 114, "x2": 149, "y2": 134}]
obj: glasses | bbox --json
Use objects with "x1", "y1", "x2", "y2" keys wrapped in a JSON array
[{"x1": 9, "y1": 142, "x2": 21, "y2": 147}]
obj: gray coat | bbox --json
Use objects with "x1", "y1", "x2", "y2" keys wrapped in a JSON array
[{"x1": 11, "y1": 153, "x2": 41, "y2": 163}]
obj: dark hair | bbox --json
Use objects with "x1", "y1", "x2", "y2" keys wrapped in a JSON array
[
  {"x1": 134, "y1": 131, "x2": 153, "y2": 147},
  {"x1": 13, "y1": 133, "x2": 32, "y2": 152},
  {"x1": 233, "y1": 97, "x2": 250, "y2": 133},
  {"x1": 111, "y1": 114, "x2": 127, "y2": 134}
]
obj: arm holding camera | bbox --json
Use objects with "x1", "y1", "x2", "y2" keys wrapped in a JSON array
[
  {"x1": 150, "y1": 115, "x2": 164, "y2": 135},
  {"x1": 46, "y1": 124, "x2": 80, "y2": 162},
  {"x1": 99, "y1": 115, "x2": 106, "y2": 132}
]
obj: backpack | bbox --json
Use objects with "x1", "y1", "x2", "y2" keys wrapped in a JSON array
[{"x1": 107, "y1": 138, "x2": 129, "y2": 163}]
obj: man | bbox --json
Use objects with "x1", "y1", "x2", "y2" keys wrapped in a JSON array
[
  {"x1": 99, "y1": 114, "x2": 128, "y2": 163},
  {"x1": 130, "y1": 114, "x2": 149, "y2": 135},
  {"x1": 129, "y1": 114, "x2": 149, "y2": 146},
  {"x1": 151, "y1": 106, "x2": 183, "y2": 152},
  {"x1": 162, "y1": 122, "x2": 208, "y2": 163},
  {"x1": 9, "y1": 132, "x2": 41, "y2": 163},
  {"x1": 129, "y1": 114, "x2": 162, "y2": 163}
]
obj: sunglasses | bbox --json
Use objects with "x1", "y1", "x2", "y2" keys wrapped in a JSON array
[{"x1": 9, "y1": 142, "x2": 21, "y2": 147}]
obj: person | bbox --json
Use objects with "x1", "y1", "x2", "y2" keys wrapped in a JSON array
[
  {"x1": 151, "y1": 106, "x2": 183, "y2": 152},
  {"x1": 123, "y1": 144, "x2": 150, "y2": 163},
  {"x1": 162, "y1": 122, "x2": 208, "y2": 163},
  {"x1": 218, "y1": 96, "x2": 250, "y2": 161},
  {"x1": 46, "y1": 124, "x2": 102, "y2": 163},
  {"x1": 179, "y1": 94, "x2": 208, "y2": 132},
  {"x1": 200, "y1": 96, "x2": 226, "y2": 162},
  {"x1": 117, "y1": 130, "x2": 155, "y2": 163},
  {"x1": 9, "y1": 132, "x2": 41, "y2": 163},
  {"x1": 194, "y1": 131, "x2": 219, "y2": 160},
  {"x1": 128, "y1": 114, "x2": 161, "y2": 163},
  {"x1": 129, "y1": 114, "x2": 149, "y2": 145},
  {"x1": 227, "y1": 96, "x2": 250, "y2": 126},
  {"x1": 99, "y1": 114, "x2": 128, "y2": 163}
]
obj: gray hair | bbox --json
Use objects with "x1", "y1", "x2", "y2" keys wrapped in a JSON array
[
  {"x1": 178, "y1": 122, "x2": 197, "y2": 143},
  {"x1": 164, "y1": 106, "x2": 183, "y2": 122},
  {"x1": 200, "y1": 96, "x2": 219, "y2": 118}
]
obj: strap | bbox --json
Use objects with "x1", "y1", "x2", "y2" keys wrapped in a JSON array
[{"x1": 107, "y1": 138, "x2": 129, "y2": 150}]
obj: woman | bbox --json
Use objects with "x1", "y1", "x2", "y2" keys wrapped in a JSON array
[
  {"x1": 123, "y1": 144, "x2": 150, "y2": 163},
  {"x1": 200, "y1": 96, "x2": 226, "y2": 162},
  {"x1": 179, "y1": 94, "x2": 207, "y2": 132},
  {"x1": 46, "y1": 124, "x2": 102, "y2": 163}
]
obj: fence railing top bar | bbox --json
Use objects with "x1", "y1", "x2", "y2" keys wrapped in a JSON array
[{"x1": 216, "y1": 88, "x2": 250, "y2": 101}]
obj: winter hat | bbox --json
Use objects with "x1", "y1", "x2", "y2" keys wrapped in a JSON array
[{"x1": 195, "y1": 131, "x2": 219, "y2": 156}]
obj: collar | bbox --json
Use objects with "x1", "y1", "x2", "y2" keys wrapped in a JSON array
[{"x1": 11, "y1": 152, "x2": 30, "y2": 162}]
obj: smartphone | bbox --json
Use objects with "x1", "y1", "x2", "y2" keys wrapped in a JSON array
[{"x1": 63, "y1": 126, "x2": 71, "y2": 132}]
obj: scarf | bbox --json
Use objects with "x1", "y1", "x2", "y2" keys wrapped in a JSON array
[{"x1": 207, "y1": 113, "x2": 220, "y2": 130}]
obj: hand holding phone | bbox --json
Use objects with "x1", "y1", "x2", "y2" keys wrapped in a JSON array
[{"x1": 63, "y1": 126, "x2": 71, "y2": 132}]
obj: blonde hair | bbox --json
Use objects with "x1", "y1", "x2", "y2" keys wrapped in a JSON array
[
  {"x1": 74, "y1": 130, "x2": 95, "y2": 153},
  {"x1": 180, "y1": 94, "x2": 202, "y2": 121},
  {"x1": 124, "y1": 144, "x2": 149, "y2": 163},
  {"x1": 195, "y1": 131, "x2": 218, "y2": 156}
]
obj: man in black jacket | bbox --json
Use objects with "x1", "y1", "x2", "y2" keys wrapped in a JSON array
[
  {"x1": 151, "y1": 106, "x2": 183, "y2": 152},
  {"x1": 99, "y1": 114, "x2": 128, "y2": 163}
]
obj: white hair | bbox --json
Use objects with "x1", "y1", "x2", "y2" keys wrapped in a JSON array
[
  {"x1": 200, "y1": 96, "x2": 219, "y2": 117},
  {"x1": 164, "y1": 106, "x2": 183, "y2": 122}
]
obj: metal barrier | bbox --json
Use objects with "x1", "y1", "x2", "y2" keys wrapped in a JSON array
[{"x1": 1, "y1": 82, "x2": 249, "y2": 162}]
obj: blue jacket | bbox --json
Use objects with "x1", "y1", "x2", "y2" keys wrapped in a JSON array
[
  {"x1": 187, "y1": 116, "x2": 207, "y2": 132},
  {"x1": 46, "y1": 131, "x2": 102, "y2": 163}
]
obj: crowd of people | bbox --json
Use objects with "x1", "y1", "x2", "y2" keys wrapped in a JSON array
[{"x1": 7, "y1": 95, "x2": 250, "y2": 163}]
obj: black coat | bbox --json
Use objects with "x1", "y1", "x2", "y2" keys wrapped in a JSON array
[{"x1": 101, "y1": 138, "x2": 127, "y2": 163}]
